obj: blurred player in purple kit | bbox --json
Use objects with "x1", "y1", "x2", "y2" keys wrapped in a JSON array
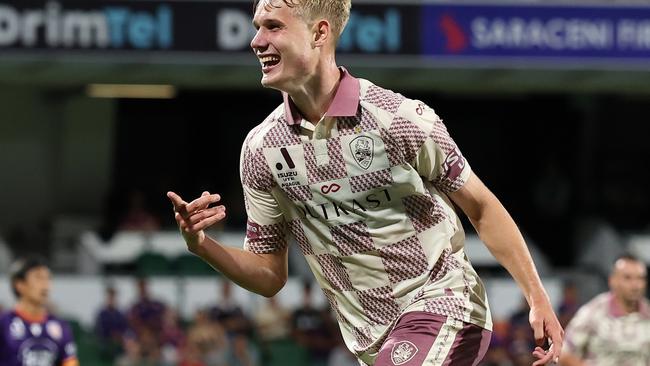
[
  {"x1": 167, "y1": 0, "x2": 563, "y2": 365},
  {"x1": 0, "y1": 257, "x2": 78, "y2": 366}
]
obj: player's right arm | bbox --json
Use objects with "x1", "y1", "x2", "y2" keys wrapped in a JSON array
[
  {"x1": 168, "y1": 123, "x2": 289, "y2": 297},
  {"x1": 167, "y1": 190, "x2": 288, "y2": 297}
]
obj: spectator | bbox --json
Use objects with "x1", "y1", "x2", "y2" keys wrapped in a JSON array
[
  {"x1": 254, "y1": 295, "x2": 290, "y2": 364},
  {"x1": 115, "y1": 332, "x2": 144, "y2": 366},
  {"x1": 208, "y1": 280, "x2": 258, "y2": 366},
  {"x1": 481, "y1": 334, "x2": 513, "y2": 366},
  {"x1": 208, "y1": 280, "x2": 252, "y2": 336},
  {"x1": 254, "y1": 295, "x2": 290, "y2": 342},
  {"x1": 128, "y1": 277, "x2": 166, "y2": 338},
  {"x1": 184, "y1": 309, "x2": 229, "y2": 366},
  {"x1": 327, "y1": 328, "x2": 358, "y2": 366},
  {"x1": 119, "y1": 189, "x2": 161, "y2": 232},
  {"x1": 161, "y1": 308, "x2": 186, "y2": 366},
  {"x1": 95, "y1": 285, "x2": 129, "y2": 360},
  {"x1": 560, "y1": 254, "x2": 650, "y2": 366},
  {"x1": 291, "y1": 281, "x2": 337, "y2": 366},
  {"x1": 506, "y1": 298, "x2": 534, "y2": 366},
  {"x1": 115, "y1": 330, "x2": 162, "y2": 366},
  {"x1": 557, "y1": 280, "x2": 580, "y2": 328}
]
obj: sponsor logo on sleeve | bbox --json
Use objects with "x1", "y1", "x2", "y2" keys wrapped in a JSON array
[
  {"x1": 246, "y1": 220, "x2": 260, "y2": 240},
  {"x1": 442, "y1": 147, "x2": 465, "y2": 180}
]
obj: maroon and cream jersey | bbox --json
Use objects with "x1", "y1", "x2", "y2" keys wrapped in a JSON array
[
  {"x1": 564, "y1": 292, "x2": 650, "y2": 366},
  {"x1": 240, "y1": 68, "x2": 492, "y2": 363}
]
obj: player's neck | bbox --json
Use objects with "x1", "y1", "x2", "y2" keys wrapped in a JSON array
[
  {"x1": 15, "y1": 300, "x2": 47, "y2": 322},
  {"x1": 288, "y1": 62, "x2": 341, "y2": 125},
  {"x1": 615, "y1": 295, "x2": 639, "y2": 315}
]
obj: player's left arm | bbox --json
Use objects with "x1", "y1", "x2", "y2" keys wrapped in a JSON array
[
  {"x1": 59, "y1": 321, "x2": 79, "y2": 366},
  {"x1": 448, "y1": 174, "x2": 564, "y2": 365},
  {"x1": 398, "y1": 99, "x2": 563, "y2": 365}
]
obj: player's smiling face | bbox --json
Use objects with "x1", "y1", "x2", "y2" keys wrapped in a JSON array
[{"x1": 251, "y1": 1, "x2": 318, "y2": 91}]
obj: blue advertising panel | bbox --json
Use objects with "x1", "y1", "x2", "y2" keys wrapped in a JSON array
[
  {"x1": 1, "y1": 0, "x2": 650, "y2": 68},
  {"x1": 421, "y1": 4, "x2": 650, "y2": 60}
]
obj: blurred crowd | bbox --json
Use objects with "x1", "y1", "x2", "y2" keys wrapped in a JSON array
[
  {"x1": 93, "y1": 278, "x2": 351, "y2": 366},
  {"x1": 91, "y1": 277, "x2": 583, "y2": 366}
]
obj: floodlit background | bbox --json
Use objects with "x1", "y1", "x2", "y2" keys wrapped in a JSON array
[{"x1": 0, "y1": 0, "x2": 649, "y2": 365}]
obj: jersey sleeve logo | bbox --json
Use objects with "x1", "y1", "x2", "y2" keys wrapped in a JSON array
[
  {"x1": 442, "y1": 147, "x2": 465, "y2": 180},
  {"x1": 246, "y1": 220, "x2": 261, "y2": 239},
  {"x1": 350, "y1": 136, "x2": 374, "y2": 170}
]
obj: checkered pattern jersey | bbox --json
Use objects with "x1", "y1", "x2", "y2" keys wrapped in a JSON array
[{"x1": 239, "y1": 79, "x2": 492, "y2": 364}]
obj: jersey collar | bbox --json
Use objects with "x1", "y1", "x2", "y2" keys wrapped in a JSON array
[
  {"x1": 608, "y1": 292, "x2": 650, "y2": 318},
  {"x1": 282, "y1": 66, "x2": 360, "y2": 126},
  {"x1": 14, "y1": 307, "x2": 47, "y2": 323}
]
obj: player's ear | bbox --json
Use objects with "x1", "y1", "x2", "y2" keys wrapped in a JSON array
[
  {"x1": 312, "y1": 19, "x2": 331, "y2": 47},
  {"x1": 14, "y1": 279, "x2": 26, "y2": 297}
]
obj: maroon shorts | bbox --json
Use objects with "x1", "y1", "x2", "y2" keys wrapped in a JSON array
[{"x1": 374, "y1": 312, "x2": 491, "y2": 366}]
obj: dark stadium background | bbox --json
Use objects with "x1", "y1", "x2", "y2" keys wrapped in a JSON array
[{"x1": 1, "y1": 1, "x2": 649, "y2": 365}]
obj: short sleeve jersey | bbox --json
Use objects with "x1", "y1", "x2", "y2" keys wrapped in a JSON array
[
  {"x1": 240, "y1": 68, "x2": 492, "y2": 363},
  {"x1": 564, "y1": 292, "x2": 650, "y2": 366},
  {"x1": 0, "y1": 310, "x2": 78, "y2": 366}
]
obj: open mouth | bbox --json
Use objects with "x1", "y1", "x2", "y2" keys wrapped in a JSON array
[{"x1": 259, "y1": 55, "x2": 281, "y2": 72}]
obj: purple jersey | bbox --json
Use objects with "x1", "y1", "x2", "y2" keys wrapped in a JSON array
[{"x1": 0, "y1": 310, "x2": 78, "y2": 366}]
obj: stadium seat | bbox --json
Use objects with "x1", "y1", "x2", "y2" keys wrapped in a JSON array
[
  {"x1": 266, "y1": 338, "x2": 310, "y2": 366},
  {"x1": 173, "y1": 254, "x2": 217, "y2": 276},
  {"x1": 135, "y1": 252, "x2": 174, "y2": 276}
]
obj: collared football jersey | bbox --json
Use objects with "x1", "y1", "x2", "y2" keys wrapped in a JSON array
[
  {"x1": 240, "y1": 69, "x2": 492, "y2": 363},
  {"x1": 0, "y1": 310, "x2": 77, "y2": 366},
  {"x1": 565, "y1": 292, "x2": 650, "y2": 366}
]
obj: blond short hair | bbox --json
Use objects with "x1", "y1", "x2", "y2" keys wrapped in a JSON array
[{"x1": 256, "y1": 0, "x2": 352, "y2": 38}]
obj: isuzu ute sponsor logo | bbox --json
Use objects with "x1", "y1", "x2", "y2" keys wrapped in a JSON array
[{"x1": 275, "y1": 148, "x2": 300, "y2": 188}]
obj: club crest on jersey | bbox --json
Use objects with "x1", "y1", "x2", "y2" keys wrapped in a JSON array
[
  {"x1": 350, "y1": 136, "x2": 374, "y2": 170},
  {"x1": 391, "y1": 341, "x2": 418, "y2": 365},
  {"x1": 10, "y1": 318, "x2": 25, "y2": 339},
  {"x1": 46, "y1": 321, "x2": 62, "y2": 340}
]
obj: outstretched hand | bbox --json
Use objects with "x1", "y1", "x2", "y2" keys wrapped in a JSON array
[
  {"x1": 167, "y1": 191, "x2": 226, "y2": 251},
  {"x1": 529, "y1": 302, "x2": 564, "y2": 366}
]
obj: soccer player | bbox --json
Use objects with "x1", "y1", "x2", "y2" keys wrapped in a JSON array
[
  {"x1": 0, "y1": 257, "x2": 78, "y2": 366},
  {"x1": 560, "y1": 254, "x2": 650, "y2": 366},
  {"x1": 167, "y1": 1, "x2": 563, "y2": 364}
]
